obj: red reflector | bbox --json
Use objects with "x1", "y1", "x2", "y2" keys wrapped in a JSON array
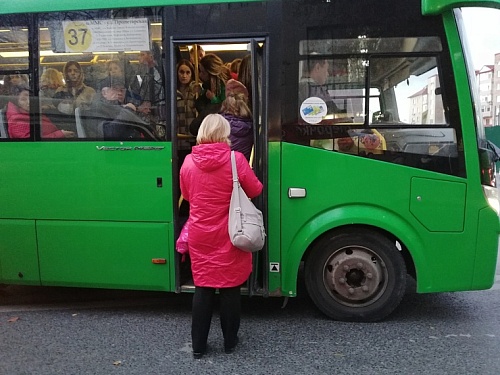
[{"x1": 152, "y1": 258, "x2": 167, "y2": 264}]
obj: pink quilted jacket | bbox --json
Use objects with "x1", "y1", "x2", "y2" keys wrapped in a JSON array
[{"x1": 180, "y1": 142, "x2": 263, "y2": 288}]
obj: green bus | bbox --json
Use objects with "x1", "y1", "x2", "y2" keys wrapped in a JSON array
[{"x1": 0, "y1": 0, "x2": 499, "y2": 322}]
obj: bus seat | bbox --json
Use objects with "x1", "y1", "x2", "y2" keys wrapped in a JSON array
[
  {"x1": 74, "y1": 107, "x2": 86, "y2": 138},
  {"x1": 0, "y1": 109, "x2": 9, "y2": 138}
]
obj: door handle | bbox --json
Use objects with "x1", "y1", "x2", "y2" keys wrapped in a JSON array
[{"x1": 288, "y1": 188, "x2": 306, "y2": 198}]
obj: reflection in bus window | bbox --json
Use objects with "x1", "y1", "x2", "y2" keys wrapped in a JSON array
[{"x1": 292, "y1": 36, "x2": 462, "y2": 177}]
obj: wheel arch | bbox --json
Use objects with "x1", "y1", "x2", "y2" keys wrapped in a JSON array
[{"x1": 281, "y1": 204, "x2": 425, "y2": 296}]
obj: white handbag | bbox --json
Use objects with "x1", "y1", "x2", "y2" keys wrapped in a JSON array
[{"x1": 228, "y1": 151, "x2": 266, "y2": 252}]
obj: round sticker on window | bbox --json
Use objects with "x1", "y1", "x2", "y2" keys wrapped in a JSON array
[{"x1": 300, "y1": 97, "x2": 327, "y2": 124}]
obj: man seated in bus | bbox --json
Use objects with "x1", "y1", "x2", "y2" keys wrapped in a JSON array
[
  {"x1": 297, "y1": 58, "x2": 342, "y2": 149},
  {"x1": 299, "y1": 58, "x2": 339, "y2": 115},
  {"x1": 86, "y1": 77, "x2": 154, "y2": 140}
]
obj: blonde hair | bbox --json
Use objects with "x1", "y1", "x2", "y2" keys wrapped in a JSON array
[
  {"x1": 221, "y1": 93, "x2": 252, "y2": 118},
  {"x1": 40, "y1": 68, "x2": 64, "y2": 88},
  {"x1": 196, "y1": 114, "x2": 231, "y2": 145}
]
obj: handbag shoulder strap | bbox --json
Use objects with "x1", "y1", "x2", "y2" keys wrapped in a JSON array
[
  {"x1": 230, "y1": 150, "x2": 239, "y2": 183},
  {"x1": 230, "y1": 151, "x2": 242, "y2": 210}
]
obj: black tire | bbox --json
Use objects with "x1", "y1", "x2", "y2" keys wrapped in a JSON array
[{"x1": 305, "y1": 228, "x2": 406, "y2": 322}]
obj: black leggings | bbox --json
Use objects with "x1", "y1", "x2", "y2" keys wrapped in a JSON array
[{"x1": 191, "y1": 286, "x2": 241, "y2": 353}]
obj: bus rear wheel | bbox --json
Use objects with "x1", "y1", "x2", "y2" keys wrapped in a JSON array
[{"x1": 305, "y1": 229, "x2": 406, "y2": 322}]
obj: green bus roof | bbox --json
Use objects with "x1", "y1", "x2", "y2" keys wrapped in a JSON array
[
  {"x1": 422, "y1": 0, "x2": 500, "y2": 14},
  {"x1": 0, "y1": 0, "x2": 259, "y2": 15},
  {"x1": 0, "y1": 0, "x2": 499, "y2": 16}
]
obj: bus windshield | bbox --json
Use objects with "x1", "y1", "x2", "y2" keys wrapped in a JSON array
[
  {"x1": 456, "y1": 7, "x2": 500, "y2": 187},
  {"x1": 456, "y1": 8, "x2": 485, "y2": 138}
]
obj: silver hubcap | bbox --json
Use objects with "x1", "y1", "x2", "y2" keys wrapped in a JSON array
[{"x1": 323, "y1": 245, "x2": 388, "y2": 307}]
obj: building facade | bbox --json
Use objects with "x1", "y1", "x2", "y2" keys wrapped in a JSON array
[{"x1": 476, "y1": 53, "x2": 500, "y2": 127}]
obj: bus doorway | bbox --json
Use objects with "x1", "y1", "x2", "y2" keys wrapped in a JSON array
[{"x1": 171, "y1": 39, "x2": 268, "y2": 296}]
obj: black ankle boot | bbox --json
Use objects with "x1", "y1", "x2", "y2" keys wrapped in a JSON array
[
  {"x1": 224, "y1": 337, "x2": 239, "y2": 354},
  {"x1": 193, "y1": 351, "x2": 204, "y2": 359}
]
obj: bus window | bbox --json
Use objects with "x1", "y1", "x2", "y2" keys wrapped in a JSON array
[
  {"x1": 37, "y1": 9, "x2": 165, "y2": 141},
  {"x1": 368, "y1": 56, "x2": 460, "y2": 174},
  {"x1": 0, "y1": 24, "x2": 30, "y2": 127},
  {"x1": 291, "y1": 36, "x2": 463, "y2": 176}
]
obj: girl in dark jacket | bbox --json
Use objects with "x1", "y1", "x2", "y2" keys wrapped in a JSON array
[{"x1": 220, "y1": 79, "x2": 254, "y2": 161}]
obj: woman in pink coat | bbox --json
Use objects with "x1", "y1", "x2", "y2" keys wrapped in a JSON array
[
  {"x1": 6, "y1": 87, "x2": 74, "y2": 139},
  {"x1": 180, "y1": 114, "x2": 263, "y2": 359}
]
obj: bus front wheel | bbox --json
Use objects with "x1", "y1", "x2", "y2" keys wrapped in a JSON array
[{"x1": 305, "y1": 229, "x2": 406, "y2": 322}]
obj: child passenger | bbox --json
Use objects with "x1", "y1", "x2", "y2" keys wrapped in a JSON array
[{"x1": 220, "y1": 79, "x2": 253, "y2": 161}]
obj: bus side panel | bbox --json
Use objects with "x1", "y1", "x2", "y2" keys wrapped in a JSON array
[
  {"x1": 0, "y1": 142, "x2": 173, "y2": 289},
  {"x1": 472, "y1": 208, "x2": 500, "y2": 289},
  {"x1": 37, "y1": 220, "x2": 170, "y2": 291},
  {"x1": 0, "y1": 219, "x2": 40, "y2": 285},
  {"x1": 0, "y1": 143, "x2": 172, "y2": 222},
  {"x1": 280, "y1": 143, "x2": 480, "y2": 295}
]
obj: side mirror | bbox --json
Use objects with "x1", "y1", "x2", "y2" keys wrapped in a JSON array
[{"x1": 372, "y1": 110, "x2": 383, "y2": 123}]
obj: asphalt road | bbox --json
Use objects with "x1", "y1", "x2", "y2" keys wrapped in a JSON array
[{"x1": 1, "y1": 266, "x2": 500, "y2": 375}]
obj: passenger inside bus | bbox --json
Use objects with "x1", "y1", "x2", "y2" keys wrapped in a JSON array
[
  {"x1": 189, "y1": 44, "x2": 205, "y2": 65},
  {"x1": 85, "y1": 77, "x2": 152, "y2": 140},
  {"x1": 221, "y1": 79, "x2": 253, "y2": 161},
  {"x1": 6, "y1": 86, "x2": 74, "y2": 139},
  {"x1": 0, "y1": 74, "x2": 29, "y2": 109},
  {"x1": 190, "y1": 53, "x2": 231, "y2": 136},
  {"x1": 229, "y1": 58, "x2": 242, "y2": 80},
  {"x1": 98, "y1": 78, "x2": 136, "y2": 110},
  {"x1": 53, "y1": 61, "x2": 95, "y2": 115},
  {"x1": 176, "y1": 59, "x2": 199, "y2": 160},
  {"x1": 237, "y1": 55, "x2": 253, "y2": 111},
  {"x1": 129, "y1": 50, "x2": 164, "y2": 123},
  {"x1": 39, "y1": 68, "x2": 65, "y2": 111},
  {"x1": 298, "y1": 58, "x2": 339, "y2": 115},
  {"x1": 97, "y1": 60, "x2": 139, "y2": 106}
]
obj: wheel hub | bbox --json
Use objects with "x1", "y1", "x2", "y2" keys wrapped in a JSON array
[{"x1": 326, "y1": 249, "x2": 384, "y2": 302}]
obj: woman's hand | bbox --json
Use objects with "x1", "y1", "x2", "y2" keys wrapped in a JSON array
[
  {"x1": 137, "y1": 101, "x2": 151, "y2": 114},
  {"x1": 123, "y1": 103, "x2": 137, "y2": 111},
  {"x1": 205, "y1": 89, "x2": 214, "y2": 100},
  {"x1": 191, "y1": 83, "x2": 202, "y2": 95},
  {"x1": 62, "y1": 130, "x2": 75, "y2": 138}
]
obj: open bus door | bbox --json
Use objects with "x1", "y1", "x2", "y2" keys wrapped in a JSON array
[
  {"x1": 247, "y1": 39, "x2": 268, "y2": 297},
  {"x1": 172, "y1": 38, "x2": 268, "y2": 296}
]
